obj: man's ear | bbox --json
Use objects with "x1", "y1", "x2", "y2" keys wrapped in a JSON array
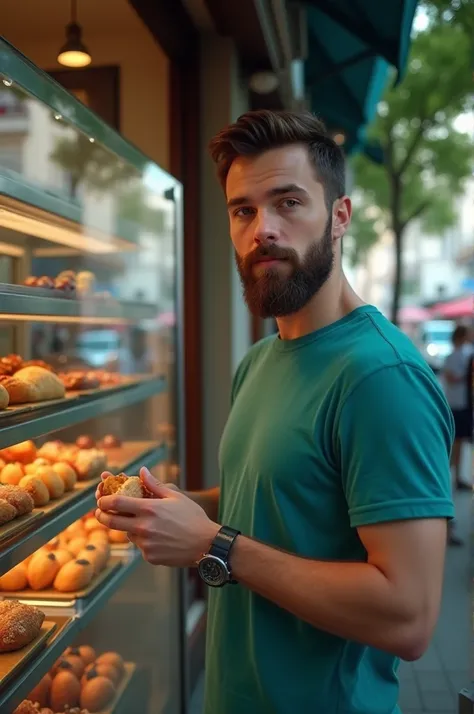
[{"x1": 332, "y1": 196, "x2": 352, "y2": 241}]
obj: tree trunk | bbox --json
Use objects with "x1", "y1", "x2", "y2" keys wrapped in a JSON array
[{"x1": 391, "y1": 229, "x2": 403, "y2": 325}]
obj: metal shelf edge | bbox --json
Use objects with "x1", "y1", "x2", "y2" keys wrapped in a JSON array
[
  {"x1": 0, "y1": 444, "x2": 167, "y2": 576},
  {"x1": 0, "y1": 553, "x2": 142, "y2": 712},
  {"x1": 0, "y1": 377, "x2": 166, "y2": 450},
  {"x1": 0, "y1": 288, "x2": 157, "y2": 321}
]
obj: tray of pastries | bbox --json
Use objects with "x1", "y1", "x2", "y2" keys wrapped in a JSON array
[
  {"x1": 0, "y1": 528, "x2": 121, "y2": 601},
  {"x1": 0, "y1": 600, "x2": 57, "y2": 690},
  {"x1": 13, "y1": 644, "x2": 135, "y2": 714}
]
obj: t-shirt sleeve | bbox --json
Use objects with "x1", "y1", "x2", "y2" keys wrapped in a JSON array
[{"x1": 337, "y1": 363, "x2": 455, "y2": 528}]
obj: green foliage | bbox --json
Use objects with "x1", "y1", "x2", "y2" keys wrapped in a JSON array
[{"x1": 349, "y1": 0, "x2": 474, "y2": 321}]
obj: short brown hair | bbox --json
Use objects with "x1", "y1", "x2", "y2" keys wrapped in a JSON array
[{"x1": 208, "y1": 110, "x2": 346, "y2": 209}]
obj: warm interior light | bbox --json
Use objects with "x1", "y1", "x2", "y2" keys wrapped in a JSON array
[
  {"x1": 0, "y1": 240, "x2": 24, "y2": 258},
  {"x1": 57, "y1": 48, "x2": 91, "y2": 69},
  {"x1": 0, "y1": 314, "x2": 132, "y2": 326},
  {"x1": 57, "y1": 1, "x2": 91, "y2": 69},
  {"x1": 0, "y1": 196, "x2": 137, "y2": 255},
  {"x1": 333, "y1": 132, "x2": 346, "y2": 146}
]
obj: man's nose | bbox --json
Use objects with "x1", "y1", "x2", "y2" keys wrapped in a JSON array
[{"x1": 253, "y1": 210, "x2": 279, "y2": 245}]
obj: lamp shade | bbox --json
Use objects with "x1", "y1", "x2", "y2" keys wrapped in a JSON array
[{"x1": 57, "y1": 21, "x2": 91, "y2": 68}]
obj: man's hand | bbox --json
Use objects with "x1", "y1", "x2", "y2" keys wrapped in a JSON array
[{"x1": 95, "y1": 467, "x2": 219, "y2": 567}]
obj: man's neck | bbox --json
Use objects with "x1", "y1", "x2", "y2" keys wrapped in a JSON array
[{"x1": 275, "y1": 271, "x2": 365, "y2": 341}]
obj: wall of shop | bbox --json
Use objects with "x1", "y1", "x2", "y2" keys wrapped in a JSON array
[
  {"x1": 199, "y1": 35, "x2": 252, "y2": 487},
  {"x1": 1, "y1": 0, "x2": 169, "y2": 170}
]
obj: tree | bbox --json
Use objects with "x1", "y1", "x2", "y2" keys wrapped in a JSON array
[{"x1": 348, "y1": 2, "x2": 474, "y2": 323}]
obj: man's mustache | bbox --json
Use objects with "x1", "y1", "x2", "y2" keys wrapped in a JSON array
[{"x1": 243, "y1": 244, "x2": 298, "y2": 270}]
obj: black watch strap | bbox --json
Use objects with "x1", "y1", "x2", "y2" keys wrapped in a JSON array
[{"x1": 209, "y1": 525, "x2": 241, "y2": 564}]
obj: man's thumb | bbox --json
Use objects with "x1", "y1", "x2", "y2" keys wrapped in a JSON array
[{"x1": 139, "y1": 467, "x2": 175, "y2": 497}]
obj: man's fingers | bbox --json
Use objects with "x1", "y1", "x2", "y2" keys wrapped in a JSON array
[
  {"x1": 98, "y1": 494, "x2": 146, "y2": 515},
  {"x1": 95, "y1": 509, "x2": 140, "y2": 534}
]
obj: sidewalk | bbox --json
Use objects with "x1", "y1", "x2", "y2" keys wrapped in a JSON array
[{"x1": 190, "y1": 490, "x2": 472, "y2": 714}]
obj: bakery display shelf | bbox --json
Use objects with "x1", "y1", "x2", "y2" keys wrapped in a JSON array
[
  {"x1": 0, "y1": 282, "x2": 157, "y2": 322},
  {"x1": 0, "y1": 443, "x2": 167, "y2": 577},
  {"x1": 103, "y1": 662, "x2": 137, "y2": 714},
  {"x1": 0, "y1": 620, "x2": 57, "y2": 692},
  {"x1": 0, "y1": 510, "x2": 44, "y2": 546},
  {"x1": 2, "y1": 559, "x2": 122, "y2": 603},
  {"x1": 0, "y1": 554, "x2": 141, "y2": 712},
  {"x1": 0, "y1": 375, "x2": 166, "y2": 450}
]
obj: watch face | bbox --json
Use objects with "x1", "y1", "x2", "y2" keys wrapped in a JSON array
[{"x1": 198, "y1": 555, "x2": 228, "y2": 587}]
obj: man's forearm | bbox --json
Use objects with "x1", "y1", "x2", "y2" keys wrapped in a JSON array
[
  {"x1": 186, "y1": 486, "x2": 220, "y2": 521},
  {"x1": 230, "y1": 536, "x2": 426, "y2": 660}
]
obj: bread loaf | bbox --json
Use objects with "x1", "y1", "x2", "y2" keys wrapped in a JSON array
[
  {"x1": 3, "y1": 366, "x2": 65, "y2": 404},
  {"x1": 54, "y1": 558, "x2": 93, "y2": 592},
  {"x1": 0, "y1": 383, "x2": 8, "y2": 409},
  {"x1": 0, "y1": 561, "x2": 28, "y2": 591},
  {"x1": 0, "y1": 600, "x2": 44, "y2": 651}
]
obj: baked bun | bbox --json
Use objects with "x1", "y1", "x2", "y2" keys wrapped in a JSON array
[
  {"x1": 0, "y1": 484, "x2": 34, "y2": 515},
  {"x1": 0, "y1": 383, "x2": 9, "y2": 409},
  {"x1": 50, "y1": 669, "x2": 81, "y2": 711},
  {"x1": 82, "y1": 662, "x2": 120, "y2": 686},
  {"x1": 58, "y1": 654, "x2": 85, "y2": 678},
  {"x1": 52, "y1": 462, "x2": 77, "y2": 491},
  {"x1": 68, "y1": 536, "x2": 88, "y2": 557},
  {"x1": 54, "y1": 559, "x2": 94, "y2": 592},
  {"x1": 25, "y1": 458, "x2": 51, "y2": 475},
  {"x1": 1, "y1": 462, "x2": 25, "y2": 486},
  {"x1": 19, "y1": 476, "x2": 50, "y2": 507},
  {"x1": 101, "y1": 473, "x2": 149, "y2": 499},
  {"x1": 0, "y1": 497, "x2": 17, "y2": 525},
  {"x1": 74, "y1": 449, "x2": 107, "y2": 481},
  {"x1": 28, "y1": 551, "x2": 61, "y2": 590},
  {"x1": 0, "y1": 561, "x2": 28, "y2": 591},
  {"x1": 0, "y1": 600, "x2": 44, "y2": 651},
  {"x1": 28, "y1": 672, "x2": 52, "y2": 708},
  {"x1": 54, "y1": 548, "x2": 74, "y2": 568},
  {"x1": 66, "y1": 644, "x2": 96, "y2": 666},
  {"x1": 2, "y1": 366, "x2": 65, "y2": 404},
  {"x1": 95, "y1": 651, "x2": 124, "y2": 676},
  {"x1": 108, "y1": 529, "x2": 128, "y2": 544},
  {"x1": 35, "y1": 467, "x2": 65, "y2": 499},
  {"x1": 6, "y1": 441, "x2": 37, "y2": 464},
  {"x1": 77, "y1": 544, "x2": 108, "y2": 574},
  {"x1": 80, "y1": 675, "x2": 115, "y2": 711}
]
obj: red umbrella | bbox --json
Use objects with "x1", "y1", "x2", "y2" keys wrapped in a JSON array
[
  {"x1": 432, "y1": 296, "x2": 473, "y2": 319},
  {"x1": 398, "y1": 305, "x2": 432, "y2": 323}
]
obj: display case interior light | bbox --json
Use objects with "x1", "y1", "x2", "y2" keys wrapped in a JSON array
[
  {"x1": 0, "y1": 197, "x2": 137, "y2": 255},
  {"x1": 0, "y1": 313, "x2": 132, "y2": 326}
]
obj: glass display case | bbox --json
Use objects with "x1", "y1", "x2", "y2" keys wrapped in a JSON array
[{"x1": 0, "y1": 38, "x2": 186, "y2": 714}]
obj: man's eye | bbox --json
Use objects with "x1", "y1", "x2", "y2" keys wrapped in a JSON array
[
  {"x1": 235, "y1": 207, "x2": 254, "y2": 217},
  {"x1": 281, "y1": 199, "x2": 299, "y2": 209}
]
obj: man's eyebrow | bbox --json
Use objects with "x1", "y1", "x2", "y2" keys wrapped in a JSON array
[{"x1": 227, "y1": 184, "x2": 308, "y2": 209}]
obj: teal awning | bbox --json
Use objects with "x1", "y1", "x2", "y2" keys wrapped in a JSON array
[{"x1": 304, "y1": 0, "x2": 418, "y2": 159}]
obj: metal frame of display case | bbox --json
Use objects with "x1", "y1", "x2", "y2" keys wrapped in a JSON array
[{"x1": 0, "y1": 35, "x2": 189, "y2": 714}]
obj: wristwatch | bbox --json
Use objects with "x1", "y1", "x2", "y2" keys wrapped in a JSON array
[{"x1": 197, "y1": 525, "x2": 241, "y2": 587}]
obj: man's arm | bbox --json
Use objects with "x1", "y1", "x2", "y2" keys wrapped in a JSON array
[
  {"x1": 185, "y1": 487, "x2": 220, "y2": 522},
  {"x1": 229, "y1": 517, "x2": 446, "y2": 661}
]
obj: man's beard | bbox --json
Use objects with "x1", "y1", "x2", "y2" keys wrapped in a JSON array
[{"x1": 235, "y1": 218, "x2": 334, "y2": 319}]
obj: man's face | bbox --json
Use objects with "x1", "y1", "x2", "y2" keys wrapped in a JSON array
[{"x1": 226, "y1": 145, "x2": 350, "y2": 318}]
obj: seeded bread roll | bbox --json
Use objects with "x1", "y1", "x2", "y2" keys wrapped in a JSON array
[
  {"x1": 0, "y1": 484, "x2": 34, "y2": 515},
  {"x1": 0, "y1": 497, "x2": 17, "y2": 525},
  {"x1": 0, "y1": 600, "x2": 44, "y2": 651}
]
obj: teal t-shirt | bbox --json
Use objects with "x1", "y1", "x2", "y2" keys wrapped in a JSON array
[{"x1": 204, "y1": 305, "x2": 454, "y2": 714}]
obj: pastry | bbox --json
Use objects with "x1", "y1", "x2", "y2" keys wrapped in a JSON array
[
  {"x1": 1, "y1": 462, "x2": 25, "y2": 486},
  {"x1": 75, "y1": 270, "x2": 96, "y2": 296},
  {"x1": 54, "y1": 548, "x2": 74, "y2": 568},
  {"x1": 21, "y1": 360, "x2": 54, "y2": 372},
  {"x1": 28, "y1": 551, "x2": 61, "y2": 590},
  {"x1": 3, "y1": 366, "x2": 65, "y2": 404},
  {"x1": 36, "y1": 466, "x2": 65, "y2": 499},
  {"x1": 28, "y1": 672, "x2": 52, "y2": 708},
  {"x1": 58, "y1": 654, "x2": 86, "y2": 678},
  {"x1": 36, "y1": 276, "x2": 55, "y2": 289},
  {"x1": 83, "y1": 516, "x2": 106, "y2": 534},
  {"x1": 74, "y1": 449, "x2": 107, "y2": 481},
  {"x1": 0, "y1": 484, "x2": 34, "y2": 515},
  {"x1": 6, "y1": 440, "x2": 37, "y2": 464},
  {"x1": 108, "y1": 529, "x2": 129, "y2": 544},
  {"x1": 54, "y1": 559, "x2": 94, "y2": 592},
  {"x1": 95, "y1": 651, "x2": 124, "y2": 676},
  {"x1": 76, "y1": 435, "x2": 95, "y2": 449},
  {"x1": 0, "y1": 600, "x2": 44, "y2": 651},
  {"x1": 25, "y1": 458, "x2": 51, "y2": 475},
  {"x1": 2, "y1": 353, "x2": 23, "y2": 371},
  {"x1": 101, "y1": 473, "x2": 150, "y2": 499},
  {"x1": 13, "y1": 702, "x2": 41, "y2": 714},
  {"x1": 0, "y1": 561, "x2": 28, "y2": 591},
  {"x1": 37, "y1": 441, "x2": 63, "y2": 462},
  {"x1": 0, "y1": 383, "x2": 9, "y2": 409},
  {"x1": 0, "y1": 497, "x2": 17, "y2": 525},
  {"x1": 68, "y1": 536, "x2": 88, "y2": 557},
  {"x1": 53, "y1": 462, "x2": 78, "y2": 491},
  {"x1": 101, "y1": 434, "x2": 121, "y2": 449},
  {"x1": 80, "y1": 675, "x2": 115, "y2": 711},
  {"x1": 50, "y1": 669, "x2": 81, "y2": 711},
  {"x1": 66, "y1": 644, "x2": 96, "y2": 666},
  {"x1": 77, "y1": 544, "x2": 107, "y2": 575},
  {"x1": 83, "y1": 662, "x2": 120, "y2": 686},
  {"x1": 88, "y1": 529, "x2": 110, "y2": 546},
  {"x1": 19, "y1": 476, "x2": 50, "y2": 507}
]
